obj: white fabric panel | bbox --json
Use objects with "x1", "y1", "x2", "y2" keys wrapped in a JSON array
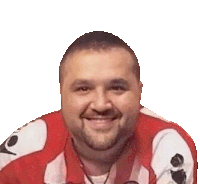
[
  {"x1": 137, "y1": 165, "x2": 149, "y2": 184},
  {"x1": 151, "y1": 129, "x2": 194, "y2": 184},
  {"x1": 140, "y1": 107, "x2": 170, "y2": 122},
  {"x1": 129, "y1": 155, "x2": 149, "y2": 184},
  {"x1": 44, "y1": 151, "x2": 67, "y2": 184},
  {"x1": 0, "y1": 119, "x2": 47, "y2": 171}
]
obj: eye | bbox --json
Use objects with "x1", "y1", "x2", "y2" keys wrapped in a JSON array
[
  {"x1": 76, "y1": 86, "x2": 90, "y2": 92},
  {"x1": 111, "y1": 85, "x2": 126, "y2": 91}
]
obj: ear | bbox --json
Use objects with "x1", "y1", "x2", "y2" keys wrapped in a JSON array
[
  {"x1": 60, "y1": 83, "x2": 62, "y2": 95},
  {"x1": 139, "y1": 81, "x2": 143, "y2": 93},
  {"x1": 59, "y1": 76, "x2": 64, "y2": 95},
  {"x1": 138, "y1": 81, "x2": 143, "y2": 100}
]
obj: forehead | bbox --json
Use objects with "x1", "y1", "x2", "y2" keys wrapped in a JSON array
[{"x1": 62, "y1": 48, "x2": 136, "y2": 82}]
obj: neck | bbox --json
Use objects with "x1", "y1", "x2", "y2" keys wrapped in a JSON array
[{"x1": 72, "y1": 136, "x2": 132, "y2": 176}]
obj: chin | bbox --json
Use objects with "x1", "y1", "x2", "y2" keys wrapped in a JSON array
[
  {"x1": 82, "y1": 126, "x2": 130, "y2": 151},
  {"x1": 81, "y1": 127, "x2": 115, "y2": 150},
  {"x1": 86, "y1": 137, "x2": 117, "y2": 151}
]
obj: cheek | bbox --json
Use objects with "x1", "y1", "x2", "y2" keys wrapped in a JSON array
[
  {"x1": 61, "y1": 94, "x2": 88, "y2": 119},
  {"x1": 114, "y1": 93, "x2": 141, "y2": 113},
  {"x1": 116, "y1": 95, "x2": 140, "y2": 130}
]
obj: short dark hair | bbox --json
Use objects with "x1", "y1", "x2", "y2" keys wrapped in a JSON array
[{"x1": 59, "y1": 31, "x2": 140, "y2": 84}]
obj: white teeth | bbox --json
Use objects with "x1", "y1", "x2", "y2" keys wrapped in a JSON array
[
  {"x1": 92, "y1": 119, "x2": 111, "y2": 120},
  {"x1": 86, "y1": 118, "x2": 114, "y2": 121},
  {"x1": 86, "y1": 118, "x2": 114, "y2": 123},
  {"x1": 83, "y1": 118, "x2": 116, "y2": 129}
]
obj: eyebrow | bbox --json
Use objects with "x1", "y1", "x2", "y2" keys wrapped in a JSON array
[
  {"x1": 70, "y1": 78, "x2": 130, "y2": 89},
  {"x1": 109, "y1": 78, "x2": 130, "y2": 86}
]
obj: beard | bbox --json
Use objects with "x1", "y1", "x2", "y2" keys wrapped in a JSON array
[
  {"x1": 82, "y1": 123, "x2": 119, "y2": 150},
  {"x1": 72, "y1": 118, "x2": 132, "y2": 151}
]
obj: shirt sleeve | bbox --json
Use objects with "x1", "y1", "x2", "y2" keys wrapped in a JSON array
[
  {"x1": 151, "y1": 128, "x2": 197, "y2": 184},
  {"x1": 0, "y1": 119, "x2": 47, "y2": 184}
]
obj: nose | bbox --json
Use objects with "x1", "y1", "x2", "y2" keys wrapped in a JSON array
[{"x1": 90, "y1": 89, "x2": 112, "y2": 112}]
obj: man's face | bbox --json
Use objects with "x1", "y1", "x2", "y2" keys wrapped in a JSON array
[{"x1": 61, "y1": 47, "x2": 142, "y2": 150}]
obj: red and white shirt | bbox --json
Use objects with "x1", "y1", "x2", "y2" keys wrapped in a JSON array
[{"x1": 0, "y1": 107, "x2": 197, "y2": 184}]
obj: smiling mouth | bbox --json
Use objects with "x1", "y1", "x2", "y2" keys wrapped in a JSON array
[
  {"x1": 83, "y1": 117, "x2": 118, "y2": 130},
  {"x1": 85, "y1": 117, "x2": 116, "y2": 121}
]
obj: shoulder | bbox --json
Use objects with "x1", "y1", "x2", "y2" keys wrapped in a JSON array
[
  {"x1": 138, "y1": 107, "x2": 196, "y2": 142},
  {"x1": 137, "y1": 107, "x2": 196, "y2": 157},
  {"x1": 151, "y1": 128, "x2": 196, "y2": 183},
  {"x1": 0, "y1": 118, "x2": 47, "y2": 171},
  {"x1": 137, "y1": 107, "x2": 197, "y2": 183},
  {"x1": 0, "y1": 110, "x2": 68, "y2": 171}
]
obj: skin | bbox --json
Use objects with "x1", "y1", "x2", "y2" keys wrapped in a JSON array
[{"x1": 60, "y1": 47, "x2": 142, "y2": 175}]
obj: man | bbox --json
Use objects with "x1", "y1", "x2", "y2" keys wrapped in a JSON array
[{"x1": 0, "y1": 31, "x2": 197, "y2": 184}]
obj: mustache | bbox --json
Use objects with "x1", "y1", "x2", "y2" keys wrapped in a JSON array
[
  {"x1": 81, "y1": 113, "x2": 121, "y2": 119},
  {"x1": 81, "y1": 109, "x2": 122, "y2": 119}
]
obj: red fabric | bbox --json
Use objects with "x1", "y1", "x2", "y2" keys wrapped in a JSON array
[{"x1": 0, "y1": 109, "x2": 197, "y2": 183}]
